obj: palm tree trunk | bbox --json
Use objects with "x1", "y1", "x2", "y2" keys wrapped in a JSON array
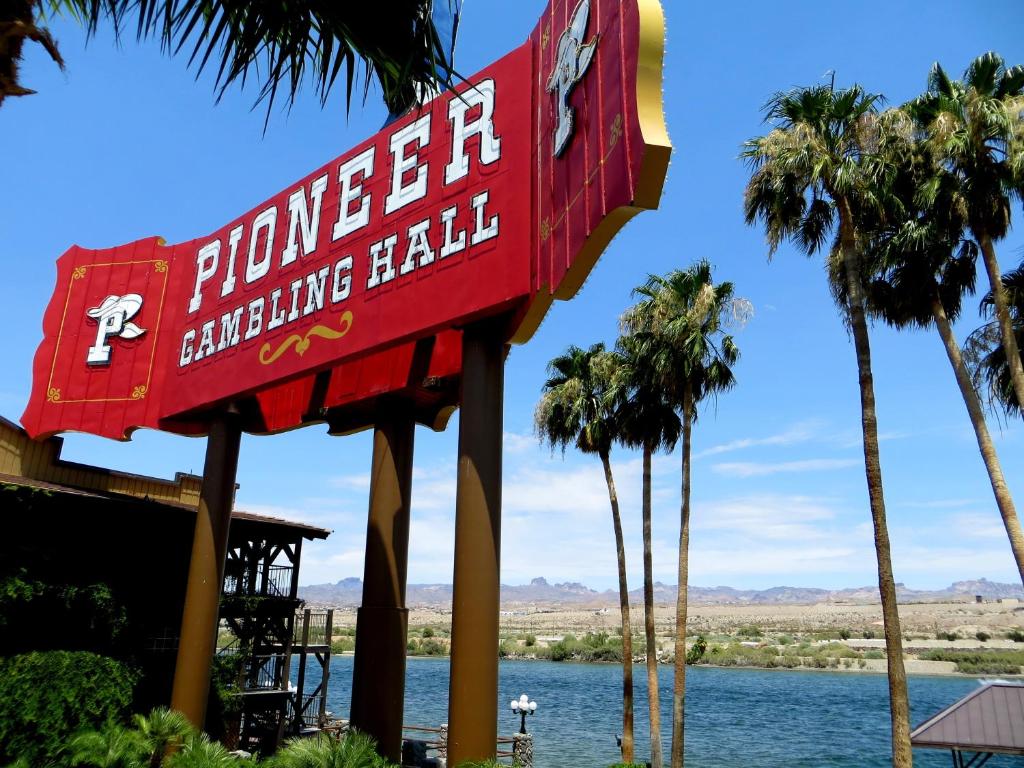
[
  {"x1": 931, "y1": 296, "x2": 1024, "y2": 587},
  {"x1": 601, "y1": 448, "x2": 635, "y2": 764},
  {"x1": 979, "y1": 234, "x2": 1024, "y2": 413},
  {"x1": 838, "y1": 202, "x2": 912, "y2": 768},
  {"x1": 670, "y1": 391, "x2": 693, "y2": 768},
  {"x1": 642, "y1": 443, "x2": 663, "y2": 768}
]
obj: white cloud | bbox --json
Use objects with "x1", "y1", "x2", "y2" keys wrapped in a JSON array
[
  {"x1": 503, "y1": 431, "x2": 536, "y2": 455},
  {"x1": 330, "y1": 473, "x2": 371, "y2": 491},
  {"x1": 897, "y1": 498, "x2": 979, "y2": 510},
  {"x1": 695, "y1": 420, "x2": 824, "y2": 459},
  {"x1": 711, "y1": 458, "x2": 860, "y2": 478},
  {"x1": 946, "y1": 512, "x2": 1008, "y2": 541}
]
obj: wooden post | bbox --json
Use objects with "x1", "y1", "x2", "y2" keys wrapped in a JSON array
[
  {"x1": 447, "y1": 320, "x2": 505, "y2": 765},
  {"x1": 319, "y1": 609, "x2": 334, "y2": 723},
  {"x1": 294, "y1": 608, "x2": 312, "y2": 732},
  {"x1": 350, "y1": 407, "x2": 415, "y2": 763},
  {"x1": 170, "y1": 410, "x2": 242, "y2": 729}
]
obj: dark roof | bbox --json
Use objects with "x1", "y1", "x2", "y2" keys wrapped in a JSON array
[
  {"x1": 232, "y1": 510, "x2": 331, "y2": 540},
  {"x1": 0, "y1": 473, "x2": 330, "y2": 540},
  {"x1": 911, "y1": 682, "x2": 1024, "y2": 755}
]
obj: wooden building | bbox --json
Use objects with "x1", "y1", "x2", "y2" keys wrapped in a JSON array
[{"x1": 0, "y1": 415, "x2": 332, "y2": 753}]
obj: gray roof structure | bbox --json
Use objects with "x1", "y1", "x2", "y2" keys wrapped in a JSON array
[{"x1": 911, "y1": 682, "x2": 1024, "y2": 757}]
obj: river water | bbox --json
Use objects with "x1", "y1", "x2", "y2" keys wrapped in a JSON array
[{"x1": 321, "y1": 655, "x2": 1018, "y2": 767}]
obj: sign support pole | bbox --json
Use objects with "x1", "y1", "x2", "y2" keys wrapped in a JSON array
[
  {"x1": 171, "y1": 409, "x2": 242, "y2": 729},
  {"x1": 350, "y1": 405, "x2": 416, "y2": 762},
  {"x1": 447, "y1": 320, "x2": 506, "y2": 765}
]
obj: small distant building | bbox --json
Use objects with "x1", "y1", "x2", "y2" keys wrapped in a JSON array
[{"x1": 0, "y1": 415, "x2": 332, "y2": 752}]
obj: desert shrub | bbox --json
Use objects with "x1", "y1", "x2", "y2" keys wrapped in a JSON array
[
  {"x1": 838, "y1": 628, "x2": 851, "y2": 640},
  {"x1": 736, "y1": 625, "x2": 762, "y2": 638},
  {"x1": 421, "y1": 627, "x2": 435, "y2": 639},
  {"x1": 1007, "y1": 629, "x2": 1024, "y2": 643},
  {"x1": 936, "y1": 631, "x2": 960, "y2": 642},
  {"x1": 864, "y1": 650, "x2": 885, "y2": 660},
  {"x1": 416, "y1": 639, "x2": 446, "y2": 657},
  {"x1": 920, "y1": 649, "x2": 1024, "y2": 674},
  {"x1": 862, "y1": 630, "x2": 875, "y2": 639},
  {"x1": 331, "y1": 637, "x2": 355, "y2": 654},
  {"x1": 776, "y1": 635, "x2": 793, "y2": 646},
  {"x1": 857, "y1": 659, "x2": 867, "y2": 669},
  {"x1": 498, "y1": 640, "x2": 517, "y2": 659},
  {"x1": 976, "y1": 631, "x2": 991, "y2": 643},
  {"x1": 547, "y1": 641, "x2": 570, "y2": 662},
  {"x1": 523, "y1": 634, "x2": 536, "y2": 647},
  {"x1": 0, "y1": 651, "x2": 138, "y2": 766},
  {"x1": 686, "y1": 636, "x2": 707, "y2": 665}
]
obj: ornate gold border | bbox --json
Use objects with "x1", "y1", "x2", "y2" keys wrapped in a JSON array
[
  {"x1": 46, "y1": 260, "x2": 169, "y2": 404},
  {"x1": 511, "y1": 0, "x2": 671, "y2": 344}
]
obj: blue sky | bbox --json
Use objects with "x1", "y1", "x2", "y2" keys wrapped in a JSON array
[{"x1": 3, "y1": 1, "x2": 1023, "y2": 591}]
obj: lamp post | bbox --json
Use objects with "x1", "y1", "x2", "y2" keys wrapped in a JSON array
[{"x1": 509, "y1": 693, "x2": 537, "y2": 734}]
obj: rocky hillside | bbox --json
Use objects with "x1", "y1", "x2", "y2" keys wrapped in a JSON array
[{"x1": 298, "y1": 575, "x2": 1023, "y2": 608}]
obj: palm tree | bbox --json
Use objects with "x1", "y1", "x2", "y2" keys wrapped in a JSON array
[
  {"x1": 133, "y1": 708, "x2": 195, "y2": 768},
  {"x1": 743, "y1": 84, "x2": 912, "y2": 768},
  {"x1": 613, "y1": 331, "x2": 681, "y2": 768},
  {"x1": 164, "y1": 733, "x2": 240, "y2": 768},
  {"x1": 535, "y1": 343, "x2": 636, "y2": 764},
  {"x1": 68, "y1": 723, "x2": 146, "y2": 768},
  {"x1": 858, "y1": 126, "x2": 1024, "y2": 589},
  {"x1": 3, "y1": 1, "x2": 456, "y2": 114},
  {"x1": 622, "y1": 263, "x2": 741, "y2": 768},
  {"x1": 966, "y1": 265, "x2": 1024, "y2": 418},
  {"x1": 269, "y1": 731, "x2": 392, "y2": 768},
  {"x1": 908, "y1": 53, "x2": 1024, "y2": 418}
]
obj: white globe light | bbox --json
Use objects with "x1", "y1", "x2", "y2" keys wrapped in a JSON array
[
  {"x1": 510, "y1": 700, "x2": 519, "y2": 711},
  {"x1": 519, "y1": 694, "x2": 529, "y2": 705},
  {"x1": 529, "y1": 701, "x2": 538, "y2": 712}
]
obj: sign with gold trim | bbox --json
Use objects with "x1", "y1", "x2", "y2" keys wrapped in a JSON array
[{"x1": 23, "y1": 0, "x2": 670, "y2": 440}]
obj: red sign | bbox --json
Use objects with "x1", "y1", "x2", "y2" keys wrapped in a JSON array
[{"x1": 24, "y1": 0, "x2": 670, "y2": 440}]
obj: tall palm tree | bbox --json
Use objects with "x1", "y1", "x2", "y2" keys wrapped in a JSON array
[
  {"x1": 613, "y1": 332, "x2": 681, "y2": 768},
  {"x1": 743, "y1": 84, "x2": 912, "y2": 768},
  {"x1": 3, "y1": 1, "x2": 456, "y2": 114},
  {"x1": 908, "y1": 53, "x2": 1024, "y2": 417},
  {"x1": 858, "y1": 127, "x2": 1024, "y2": 589},
  {"x1": 966, "y1": 265, "x2": 1024, "y2": 418},
  {"x1": 535, "y1": 342, "x2": 636, "y2": 764},
  {"x1": 622, "y1": 263, "x2": 741, "y2": 768}
]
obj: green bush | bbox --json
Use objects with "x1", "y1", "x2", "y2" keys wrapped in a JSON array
[
  {"x1": 736, "y1": 625, "x2": 762, "y2": 638},
  {"x1": 936, "y1": 631, "x2": 960, "y2": 642},
  {"x1": 976, "y1": 631, "x2": 991, "y2": 643},
  {"x1": 920, "y1": 649, "x2": 1024, "y2": 674},
  {"x1": 862, "y1": 630, "x2": 875, "y2": 639},
  {"x1": 838, "y1": 628, "x2": 851, "y2": 640},
  {"x1": 1007, "y1": 629, "x2": 1024, "y2": 643},
  {"x1": 523, "y1": 634, "x2": 536, "y2": 647},
  {"x1": 685, "y1": 636, "x2": 707, "y2": 664},
  {"x1": 421, "y1": 627, "x2": 435, "y2": 639},
  {"x1": 0, "y1": 651, "x2": 138, "y2": 766},
  {"x1": 331, "y1": 637, "x2": 356, "y2": 654},
  {"x1": 864, "y1": 650, "x2": 885, "y2": 660}
]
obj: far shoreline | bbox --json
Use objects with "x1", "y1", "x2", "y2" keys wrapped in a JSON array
[{"x1": 346, "y1": 652, "x2": 1024, "y2": 680}]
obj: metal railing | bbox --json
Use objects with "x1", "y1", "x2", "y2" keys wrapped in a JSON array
[
  {"x1": 293, "y1": 610, "x2": 331, "y2": 646},
  {"x1": 223, "y1": 563, "x2": 294, "y2": 598},
  {"x1": 286, "y1": 693, "x2": 322, "y2": 729}
]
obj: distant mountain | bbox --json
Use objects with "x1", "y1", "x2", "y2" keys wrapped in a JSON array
[{"x1": 298, "y1": 576, "x2": 1024, "y2": 608}]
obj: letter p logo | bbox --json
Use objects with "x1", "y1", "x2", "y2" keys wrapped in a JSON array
[{"x1": 86, "y1": 294, "x2": 147, "y2": 366}]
